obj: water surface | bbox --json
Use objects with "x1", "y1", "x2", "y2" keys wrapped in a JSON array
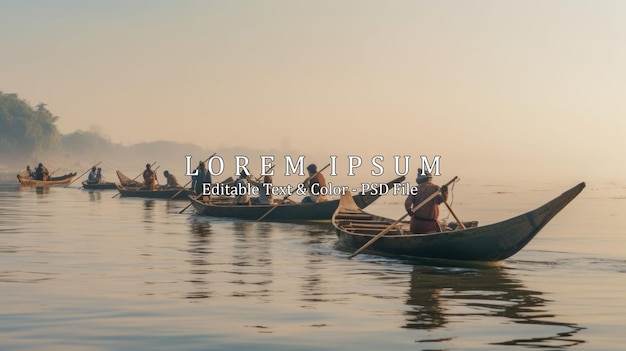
[{"x1": 0, "y1": 176, "x2": 624, "y2": 350}]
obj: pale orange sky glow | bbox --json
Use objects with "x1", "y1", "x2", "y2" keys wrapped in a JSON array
[{"x1": 2, "y1": 1, "x2": 625, "y2": 182}]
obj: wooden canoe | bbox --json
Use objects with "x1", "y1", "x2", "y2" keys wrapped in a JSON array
[
  {"x1": 189, "y1": 175, "x2": 406, "y2": 221},
  {"x1": 333, "y1": 182, "x2": 585, "y2": 261},
  {"x1": 115, "y1": 184, "x2": 194, "y2": 200},
  {"x1": 16, "y1": 171, "x2": 77, "y2": 186},
  {"x1": 81, "y1": 180, "x2": 118, "y2": 190}
]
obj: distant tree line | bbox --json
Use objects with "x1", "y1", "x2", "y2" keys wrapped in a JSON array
[
  {"x1": 0, "y1": 92, "x2": 129, "y2": 169},
  {"x1": 0, "y1": 92, "x2": 62, "y2": 162},
  {"x1": 0, "y1": 91, "x2": 272, "y2": 173}
]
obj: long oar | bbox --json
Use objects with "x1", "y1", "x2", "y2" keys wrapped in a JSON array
[
  {"x1": 442, "y1": 200, "x2": 466, "y2": 230},
  {"x1": 169, "y1": 153, "x2": 217, "y2": 201},
  {"x1": 42, "y1": 167, "x2": 61, "y2": 182},
  {"x1": 129, "y1": 165, "x2": 161, "y2": 189},
  {"x1": 348, "y1": 176, "x2": 458, "y2": 259},
  {"x1": 257, "y1": 163, "x2": 331, "y2": 222},
  {"x1": 112, "y1": 162, "x2": 157, "y2": 198},
  {"x1": 66, "y1": 161, "x2": 102, "y2": 187},
  {"x1": 179, "y1": 194, "x2": 203, "y2": 214},
  {"x1": 49, "y1": 167, "x2": 62, "y2": 176}
]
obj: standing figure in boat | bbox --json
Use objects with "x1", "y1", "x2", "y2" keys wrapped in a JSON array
[
  {"x1": 301, "y1": 163, "x2": 327, "y2": 203},
  {"x1": 142, "y1": 163, "x2": 158, "y2": 190},
  {"x1": 404, "y1": 169, "x2": 448, "y2": 234},
  {"x1": 35, "y1": 163, "x2": 50, "y2": 181},
  {"x1": 191, "y1": 161, "x2": 207, "y2": 195}
]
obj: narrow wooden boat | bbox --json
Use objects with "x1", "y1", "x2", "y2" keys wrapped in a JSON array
[
  {"x1": 81, "y1": 180, "x2": 118, "y2": 190},
  {"x1": 333, "y1": 182, "x2": 585, "y2": 261},
  {"x1": 16, "y1": 171, "x2": 77, "y2": 186},
  {"x1": 115, "y1": 184, "x2": 194, "y2": 200},
  {"x1": 190, "y1": 176, "x2": 406, "y2": 221}
]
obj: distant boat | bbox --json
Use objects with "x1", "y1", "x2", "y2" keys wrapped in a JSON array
[
  {"x1": 333, "y1": 182, "x2": 585, "y2": 261},
  {"x1": 190, "y1": 175, "x2": 406, "y2": 221},
  {"x1": 81, "y1": 169, "x2": 148, "y2": 190},
  {"x1": 115, "y1": 183, "x2": 194, "y2": 200},
  {"x1": 17, "y1": 171, "x2": 77, "y2": 186}
]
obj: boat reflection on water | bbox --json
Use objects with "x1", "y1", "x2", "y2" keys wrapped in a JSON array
[
  {"x1": 187, "y1": 219, "x2": 214, "y2": 300},
  {"x1": 87, "y1": 190, "x2": 101, "y2": 202},
  {"x1": 35, "y1": 186, "x2": 50, "y2": 195},
  {"x1": 16, "y1": 184, "x2": 50, "y2": 195},
  {"x1": 404, "y1": 263, "x2": 586, "y2": 349}
]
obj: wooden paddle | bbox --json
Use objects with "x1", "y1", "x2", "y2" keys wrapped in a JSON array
[
  {"x1": 442, "y1": 200, "x2": 466, "y2": 230},
  {"x1": 112, "y1": 162, "x2": 157, "y2": 198},
  {"x1": 66, "y1": 161, "x2": 102, "y2": 187},
  {"x1": 257, "y1": 163, "x2": 331, "y2": 222},
  {"x1": 49, "y1": 167, "x2": 62, "y2": 176},
  {"x1": 169, "y1": 153, "x2": 217, "y2": 201},
  {"x1": 348, "y1": 176, "x2": 458, "y2": 259}
]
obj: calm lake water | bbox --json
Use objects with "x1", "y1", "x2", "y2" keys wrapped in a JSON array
[{"x1": 1, "y1": 173, "x2": 624, "y2": 351}]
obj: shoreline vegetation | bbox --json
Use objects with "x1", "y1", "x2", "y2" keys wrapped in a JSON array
[{"x1": 0, "y1": 91, "x2": 299, "y2": 174}]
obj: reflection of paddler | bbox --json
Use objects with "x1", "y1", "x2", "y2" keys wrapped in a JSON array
[
  {"x1": 142, "y1": 163, "x2": 158, "y2": 190},
  {"x1": 404, "y1": 266, "x2": 446, "y2": 330},
  {"x1": 403, "y1": 264, "x2": 583, "y2": 347}
]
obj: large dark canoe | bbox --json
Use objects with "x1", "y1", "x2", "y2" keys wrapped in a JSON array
[
  {"x1": 17, "y1": 172, "x2": 77, "y2": 186},
  {"x1": 81, "y1": 181, "x2": 118, "y2": 190},
  {"x1": 190, "y1": 176, "x2": 406, "y2": 221},
  {"x1": 333, "y1": 182, "x2": 585, "y2": 261},
  {"x1": 115, "y1": 184, "x2": 194, "y2": 200}
]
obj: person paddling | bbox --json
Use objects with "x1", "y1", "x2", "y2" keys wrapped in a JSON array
[
  {"x1": 142, "y1": 163, "x2": 157, "y2": 190},
  {"x1": 404, "y1": 169, "x2": 449, "y2": 233},
  {"x1": 301, "y1": 163, "x2": 328, "y2": 203},
  {"x1": 35, "y1": 163, "x2": 50, "y2": 181}
]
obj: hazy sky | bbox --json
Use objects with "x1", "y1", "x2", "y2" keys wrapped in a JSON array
[{"x1": 2, "y1": 1, "x2": 625, "y2": 182}]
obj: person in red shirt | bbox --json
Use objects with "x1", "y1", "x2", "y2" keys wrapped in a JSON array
[{"x1": 404, "y1": 169, "x2": 449, "y2": 233}]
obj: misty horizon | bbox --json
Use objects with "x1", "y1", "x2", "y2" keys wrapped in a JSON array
[{"x1": 3, "y1": 2, "x2": 623, "y2": 184}]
